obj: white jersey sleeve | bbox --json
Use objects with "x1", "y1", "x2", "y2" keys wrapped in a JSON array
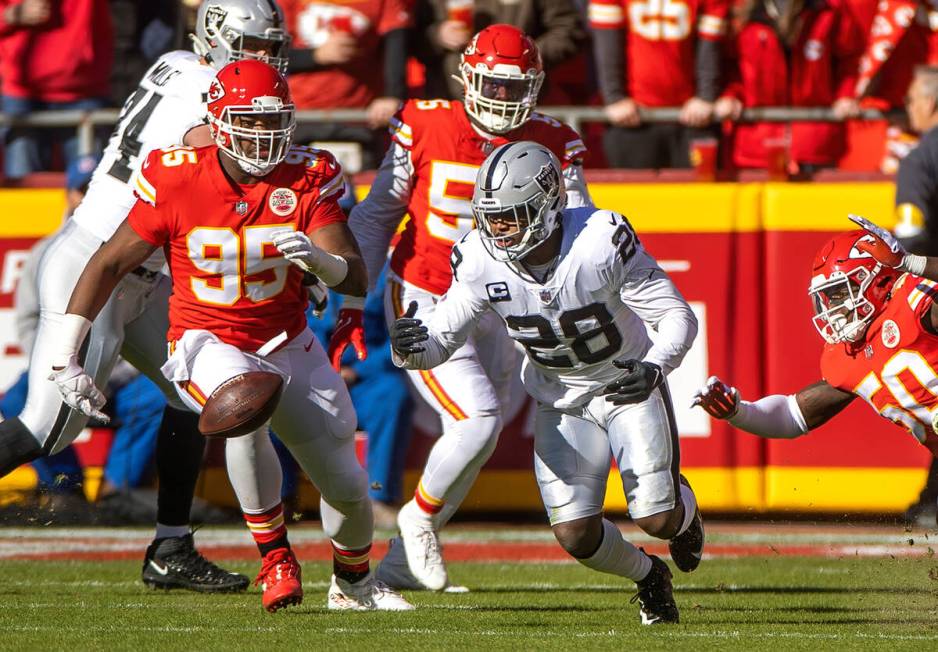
[
  {"x1": 396, "y1": 234, "x2": 490, "y2": 369},
  {"x1": 608, "y1": 212, "x2": 698, "y2": 375},
  {"x1": 70, "y1": 51, "x2": 215, "y2": 247},
  {"x1": 348, "y1": 141, "x2": 415, "y2": 291},
  {"x1": 563, "y1": 163, "x2": 592, "y2": 209}
]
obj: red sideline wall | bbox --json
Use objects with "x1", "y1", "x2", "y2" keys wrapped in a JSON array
[{"x1": 0, "y1": 179, "x2": 930, "y2": 512}]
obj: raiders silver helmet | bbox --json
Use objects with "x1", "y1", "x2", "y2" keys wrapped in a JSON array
[
  {"x1": 192, "y1": 0, "x2": 290, "y2": 73},
  {"x1": 472, "y1": 141, "x2": 566, "y2": 262}
]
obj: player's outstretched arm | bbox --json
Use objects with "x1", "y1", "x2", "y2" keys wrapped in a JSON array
[
  {"x1": 848, "y1": 214, "x2": 938, "y2": 280},
  {"x1": 693, "y1": 376, "x2": 854, "y2": 438},
  {"x1": 52, "y1": 220, "x2": 158, "y2": 420}
]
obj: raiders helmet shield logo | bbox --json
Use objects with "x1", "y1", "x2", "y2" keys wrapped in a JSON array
[
  {"x1": 533, "y1": 162, "x2": 560, "y2": 195},
  {"x1": 486, "y1": 282, "x2": 512, "y2": 302},
  {"x1": 204, "y1": 5, "x2": 228, "y2": 36}
]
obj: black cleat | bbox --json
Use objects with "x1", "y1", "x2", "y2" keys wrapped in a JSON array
[
  {"x1": 669, "y1": 475, "x2": 704, "y2": 572},
  {"x1": 630, "y1": 554, "x2": 679, "y2": 625},
  {"x1": 142, "y1": 533, "x2": 249, "y2": 593}
]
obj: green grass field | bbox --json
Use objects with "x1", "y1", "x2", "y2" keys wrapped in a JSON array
[{"x1": 0, "y1": 551, "x2": 936, "y2": 651}]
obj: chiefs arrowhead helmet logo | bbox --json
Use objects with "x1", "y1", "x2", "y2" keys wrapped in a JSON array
[{"x1": 207, "y1": 79, "x2": 225, "y2": 102}]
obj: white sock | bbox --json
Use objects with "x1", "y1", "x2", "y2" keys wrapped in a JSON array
[
  {"x1": 402, "y1": 498, "x2": 434, "y2": 525},
  {"x1": 576, "y1": 519, "x2": 652, "y2": 582},
  {"x1": 675, "y1": 482, "x2": 698, "y2": 537},
  {"x1": 224, "y1": 427, "x2": 283, "y2": 512},
  {"x1": 155, "y1": 523, "x2": 190, "y2": 540}
]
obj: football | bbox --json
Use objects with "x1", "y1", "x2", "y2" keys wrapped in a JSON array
[{"x1": 198, "y1": 371, "x2": 284, "y2": 438}]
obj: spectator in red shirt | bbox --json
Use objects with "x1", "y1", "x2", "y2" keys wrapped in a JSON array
[
  {"x1": 589, "y1": 0, "x2": 730, "y2": 168},
  {"x1": 280, "y1": 0, "x2": 412, "y2": 169},
  {"x1": 715, "y1": 0, "x2": 863, "y2": 174},
  {"x1": 0, "y1": 0, "x2": 113, "y2": 179},
  {"x1": 413, "y1": 0, "x2": 587, "y2": 101}
]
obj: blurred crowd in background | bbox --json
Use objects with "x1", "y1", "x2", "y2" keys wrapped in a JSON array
[{"x1": 3, "y1": 0, "x2": 938, "y2": 180}]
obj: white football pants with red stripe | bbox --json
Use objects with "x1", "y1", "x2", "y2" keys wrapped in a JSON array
[
  {"x1": 385, "y1": 273, "x2": 517, "y2": 524},
  {"x1": 163, "y1": 327, "x2": 373, "y2": 550}
]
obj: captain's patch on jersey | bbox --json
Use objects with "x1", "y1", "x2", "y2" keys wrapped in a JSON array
[
  {"x1": 269, "y1": 188, "x2": 297, "y2": 216},
  {"x1": 486, "y1": 282, "x2": 512, "y2": 302}
]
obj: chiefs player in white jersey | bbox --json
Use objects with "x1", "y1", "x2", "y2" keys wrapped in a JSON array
[
  {"x1": 0, "y1": 1, "x2": 295, "y2": 592},
  {"x1": 389, "y1": 141, "x2": 704, "y2": 625},
  {"x1": 694, "y1": 216, "x2": 938, "y2": 522},
  {"x1": 50, "y1": 60, "x2": 413, "y2": 613},
  {"x1": 344, "y1": 23, "x2": 591, "y2": 592}
]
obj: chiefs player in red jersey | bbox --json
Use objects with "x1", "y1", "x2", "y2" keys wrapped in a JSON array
[
  {"x1": 694, "y1": 215, "x2": 938, "y2": 523},
  {"x1": 343, "y1": 24, "x2": 590, "y2": 592},
  {"x1": 47, "y1": 60, "x2": 413, "y2": 613}
]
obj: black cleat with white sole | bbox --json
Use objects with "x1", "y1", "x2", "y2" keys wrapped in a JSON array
[
  {"x1": 668, "y1": 475, "x2": 704, "y2": 572},
  {"x1": 631, "y1": 554, "x2": 679, "y2": 625},
  {"x1": 142, "y1": 533, "x2": 249, "y2": 593}
]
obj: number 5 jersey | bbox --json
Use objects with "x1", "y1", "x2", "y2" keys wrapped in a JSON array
[
  {"x1": 400, "y1": 207, "x2": 698, "y2": 410},
  {"x1": 349, "y1": 99, "x2": 589, "y2": 296}
]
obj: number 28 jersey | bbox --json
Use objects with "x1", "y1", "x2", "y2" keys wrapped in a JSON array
[
  {"x1": 127, "y1": 144, "x2": 347, "y2": 351},
  {"x1": 71, "y1": 51, "x2": 215, "y2": 258},
  {"x1": 403, "y1": 207, "x2": 698, "y2": 409},
  {"x1": 821, "y1": 273, "x2": 938, "y2": 450}
]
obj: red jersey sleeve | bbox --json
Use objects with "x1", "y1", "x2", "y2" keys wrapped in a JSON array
[
  {"x1": 588, "y1": 0, "x2": 626, "y2": 30},
  {"x1": 376, "y1": 0, "x2": 413, "y2": 35},
  {"x1": 699, "y1": 0, "x2": 730, "y2": 41},
  {"x1": 126, "y1": 149, "x2": 172, "y2": 246},
  {"x1": 388, "y1": 99, "x2": 422, "y2": 150},
  {"x1": 293, "y1": 148, "x2": 350, "y2": 233},
  {"x1": 522, "y1": 113, "x2": 588, "y2": 167}
]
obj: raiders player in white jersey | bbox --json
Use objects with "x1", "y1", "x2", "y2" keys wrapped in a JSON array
[
  {"x1": 390, "y1": 141, "x2": 705, "y2": 625},
  {"x1": 0, "y1": 0, "x2": 291, "y2": 592}
]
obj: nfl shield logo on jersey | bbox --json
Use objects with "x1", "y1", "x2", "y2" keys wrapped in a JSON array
[
  {"x1": 269, "y1": 188, "x2": 297, "y2": 216},
  {"x1": 234, "y1": 200, "x2": 248, "y2": 215}
]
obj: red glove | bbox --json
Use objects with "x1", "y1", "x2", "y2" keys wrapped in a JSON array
[
  {"x1": 328, "y1": 297, "x2": 367, "y2": 371},
  {"x1": 691, "y1": 376, "x2": 739, "y2": 419},
  {"x1": 848, "y1": 214, "x2": 905, "y2": 268}
]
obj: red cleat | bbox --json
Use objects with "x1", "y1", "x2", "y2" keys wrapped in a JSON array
[{"x1": 255, "y1": 547, "x2": 303, "y2": 612}]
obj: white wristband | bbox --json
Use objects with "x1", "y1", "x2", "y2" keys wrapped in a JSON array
[
  {"x1": 52, "y1": 314, "x2": 92, "y2": 366},
  {"x1": 305, "y1": 247, "x2": 348, "y2": 287},
  {"x1": 902, "y1": 253, "x2": 927, "y2": 276},
  {"x1": 341, "y1": 295, "x2": 365, "y2": 310}
]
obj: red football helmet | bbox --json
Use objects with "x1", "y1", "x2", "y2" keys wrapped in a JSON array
[
  {"x1": 207, "y1": 59, "x2": 295, "y2": 176},
  {"x1": 809, "y1": 230, "x2": 900, "y2": 344},
  {"x1": 458, "y1": 24, "x2": 544, "y2": 134}
]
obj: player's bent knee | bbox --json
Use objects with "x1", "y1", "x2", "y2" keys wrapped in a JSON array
[
  {"x1": 633, "y1": 506, "x2": 683, "y2": 540},
  {"x1": 319, "y1": 465, "x2": 370, "y2": 505},
  {"x1": 198, "y1": 371, "x2": 284, "y2": 438},
  {"x1": 551, "y1": 515, "x2": 604, "y2": 558}
]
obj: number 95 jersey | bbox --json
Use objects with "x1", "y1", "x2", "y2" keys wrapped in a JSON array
[
  {"x1": 409, "y1": 207, "x2": 698, "y2": 410},
  {"x1": 126, "y1": 144, "x2": 347, "y2": 351},
  {"x1": 821, "y1": 274, "x2": 938, "y2": 448}
]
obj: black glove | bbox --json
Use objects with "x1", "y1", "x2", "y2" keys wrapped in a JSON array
[
  {"x1": 390, "y1": 301, "x2": 428, "y2": 356},
  {"x1": 604, "y1": 359, "x2": 663, "y2": 405}
]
